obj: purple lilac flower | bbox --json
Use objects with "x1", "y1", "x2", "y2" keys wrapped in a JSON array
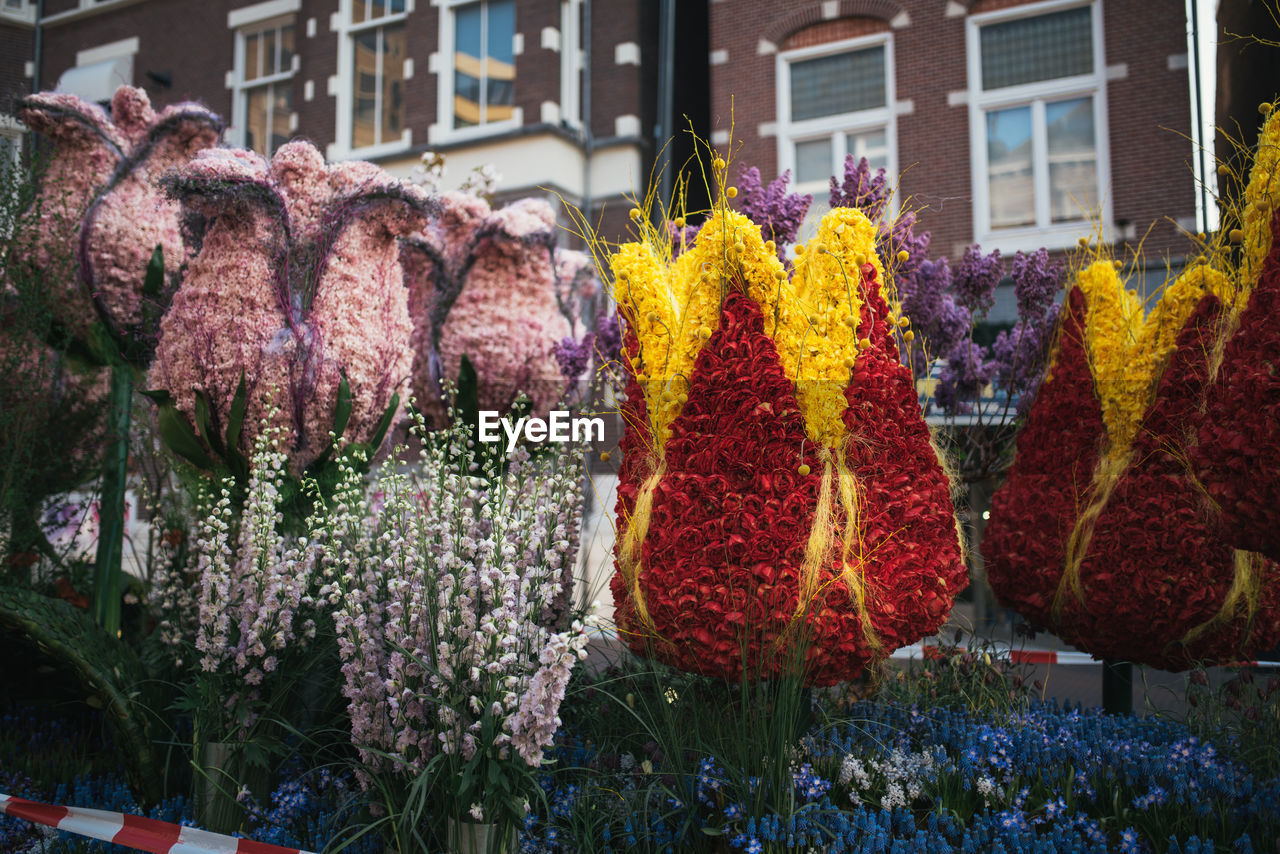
[
  {"x1": 736, "y1": 165, "x2": 811, "y2": 255},
  {"x1": 594, "y1": 313, "x2": 623, "y2": 366},
  {"x1": 829, "y1": 155, "x2": 889, "y2": 221},
  {"x1": 667, "y1": 219, "x2": 702, "y2": 259},
  {"x1": 1011, "y1": 247, "x2": 1062, "y2": 321},
  {"x1": 991, "y1": 302, "x2": 1061, "y2": 412},
  {"x1": 952, "y1": 245, "x2": 1004, "y2": 316},
  {"x1": 898, "y1": 258, "x2": 971, "y2": 376},
  {"x1": 552, "y1": 333, "x2": 594, "y2": 382},
  {"x1": 935, "y1": 340, "x2": 997, "y2": 414}
]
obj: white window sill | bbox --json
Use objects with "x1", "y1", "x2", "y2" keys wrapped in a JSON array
[
  {"x1": 427, "y1": 113, "x2": 523, "y2": 146},
  {"x1": 976, "y1": 221, "x2": 1111, "y2": 255},
  {"x1": 327, "y1": 129, "x2": 413, "y2": 162}
]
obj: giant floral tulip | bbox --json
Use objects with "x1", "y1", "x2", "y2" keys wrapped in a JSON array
[
  {"x1": 610, "y1": 196, "x2": 966, "y2": 686},
  {"x1": 982, "y1": 258, "x2": 1280, "y2": 670},
  {"x1": 1194, "y1": 105, "x2": 1280, "y2": 561},
  {"x1": 402, "y1": 191, "x2": 574, "y2": 422},
  {"x1": 149, "y1": 142, "x2": 434, "y2": 474},
  {"x1": 17, "y1": 86, "x2": 223, "y2": 354}
]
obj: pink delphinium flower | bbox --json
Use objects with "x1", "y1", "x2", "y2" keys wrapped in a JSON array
[
  {"x1": 149, "y1": 141, "x2": 434, "y2": 473},
  {"x1": 403, "y1": 192, "x2": 575, "y2": 422},
  {"x1": 18, "y1": 86, "x2": 223, "y2": 350}
]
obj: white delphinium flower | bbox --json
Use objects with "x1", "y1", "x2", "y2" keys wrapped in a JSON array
[{"x1": 324, "y1": 409, "x2": 590, "y2": 801}]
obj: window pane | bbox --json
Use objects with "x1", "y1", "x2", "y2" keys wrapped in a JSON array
[
  {"x1": 487, "y1": 0, "x2": 514, "y2": 64},
  {"x1": 245, "y1": 86, "x2": 268, "y2": 154},
  {"x1": 454, "y1": 3, "x2": 483, "y2": 127},
  {"x1": 270, "y1": 82, "x2": 292, "y2": 154},
  {"x1": 987, "y1": 106, "x2": 1034, "y2": 229},
  {"x1": 848, "y1": 128, "x2": 888, "y2": 172},
  {"x1": 486, "y1": 0, "x2": 515, "y2": 122},
  {"x1": 980, "y1": 6, "x2": 1092, "y2": 90},
  {"x1": 279, "y1": 25, "x2": 295, "y2": 74},
  {"x1": 261, "y1": 28, "x2": 277, "y2": 76},
  {"x1": 353, "y1": 0, "x2": 368, "y2": 22},
  {"x1": 795, "y1": 137, "x2": 832, "y2": 185},
  {"x1": 352, "y1": 29, "x2": 378, "y2": 147},
  {"x1": 382, "y1": 24, "x2": 406, "y2": 140},
  {"x1": 1047, "y1": 96, "x2": 1096, "y2": 222},
  {"x1": 790, "y1": 46, "x2": 885, "y2": 121},
  {"x1": 245, "y1": 32, "x2": 261, "y2": 80}
]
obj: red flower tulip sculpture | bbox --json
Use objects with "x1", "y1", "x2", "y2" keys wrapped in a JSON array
[
  {"x1": 982, "y1": 258, "x2": 1280, "y2": 670},
  {"x1": 1195, "y1": 106, "x2": 1280, "y2": 562},
  {"x1": 609, "y1": 201, "x2": 967, "y2": 687}
]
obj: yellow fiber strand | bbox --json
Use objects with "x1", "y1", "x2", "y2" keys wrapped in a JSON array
[
  {"x1": 834, "y1": 447, "x2": 881, "y2": 652},
  {"x1": 1180, "y1": 549, "x2": 1268, "y2": 647},
  {"x1": 1054, "y1": 448, "x2": 1134, "y2": 620},
  {"x1": 615, "y1": 461, "x2": 667, "y2": 637}
]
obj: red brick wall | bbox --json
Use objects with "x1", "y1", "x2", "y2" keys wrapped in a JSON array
[
  {"x1": 710, "y1": 0, "x2": 1196, "y2": 263},
  {"x1": 40, "y1": 0, "x2": 233, "y2": 118},
  {"x1": 0, "y1": 22, "x2": 33, "y2": 110}
]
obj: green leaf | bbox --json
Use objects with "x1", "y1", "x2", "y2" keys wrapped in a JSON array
[
  {"x1": 194, "y1": 390, "x2": 226, "y2": 456},
  {"x1": 369, "y1": 392, "x2": 400, "y2": 451},
  {"x1": 225, "y1": 372, "x2": 248, "y2": 454},
  {"x1": 142, "y1": 245, "x2": 164, "y2": 298},
  {"x1": 157, "y1": 404, "x2": 216, "y2": 471},
  {"x1": 333, "y1": 373, "x2": 353, "y2": 440},
  {"x1": 140, "y1": 388, "x2": 172, "y2": 404},
  {"x1": 457, "y1": 355, "x2": 480, "y2": 429}
]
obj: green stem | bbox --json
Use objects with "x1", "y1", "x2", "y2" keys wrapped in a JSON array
[{"x1": 92, "y1": 364, "x2": 132, "y2": 636}]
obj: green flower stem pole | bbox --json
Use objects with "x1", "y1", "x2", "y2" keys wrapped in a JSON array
[
  {"x1": 1102, "y1": 659, "x2": 1132, "y2": 715},
  {"x1": 92, "y1": 363, "x2": 132, "y2": 636}
]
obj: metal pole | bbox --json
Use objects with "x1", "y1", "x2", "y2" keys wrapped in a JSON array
[
  {"x1": 1188, "y1": 0, "x2": 1210, "y2": 231},
  {"x1": 656, "y1": 0, "x2": 676, "y2": 210},
  {"x1": 1102, "y1": 659, "x2": 1133, "y2": 715}
]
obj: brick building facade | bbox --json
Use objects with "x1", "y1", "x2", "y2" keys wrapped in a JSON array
[
  {"x1": 6, "y1": 0, "x2": 1206, "y2": 273},
  {"x1": 22, "y1": 0, "x2": 669, "y2": 245},
  {"x1": 708, "y1": 0, "x2": 1199, "y2": 302}
]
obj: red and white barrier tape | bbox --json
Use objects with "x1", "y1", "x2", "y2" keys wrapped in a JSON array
[
  {"x1": 0, "y1": 794, "x2": 315, "y2": 854},
  {"x1": 891, "y1": 644, "x2": 1280, "y2": 669}
]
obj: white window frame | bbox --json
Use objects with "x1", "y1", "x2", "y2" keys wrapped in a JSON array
[
  {"x1": 429, "y1": 0, "x2": 522, "y2": 145},
  {"x1": 559, "y1": 0, "x2": 584, "y2": 130},
  {"x1": 1, "y1": 0, "x2": 34, "y2": 24},
  {"x1": 0, "y1": 116, "x2": 22, "y2": 166},
  {"x1": 776, "y1": 32, "x2": 899, "y2": 243},
  {"x1": 231, "y1": 10, "x2": 299, "y2": 157},
  {"x1": 332, "y1": 0, "x2": 413, "y2": 161},
  {"x1": 966, "y1": 0, "x2": 1113, "y2": 253}
]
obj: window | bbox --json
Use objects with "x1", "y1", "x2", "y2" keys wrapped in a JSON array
[
  {"x1": 235, "y1": 18, "x2": 296, "y2": 157},
  {"x1": 967, "y1": 0, "x2": 1110, "y2": 250},
  {"x1": 332, "y1": 0, "x2": 409, "y2": 157},
  {"x1": 560, "y1": 0, "x2": 584, "y2": 128},
  {"x1": 777, "y1": 33, "x2": 896, "y2": 244},
  {"x1": 351, "y1": 1, "x2": 407, "y2": 148},
  {"x1": 1, "y1": 123, "x2": 21, "y2": 167},
  {"x1": 433, "y1": 0, "x2": 518, "y2": 142}
]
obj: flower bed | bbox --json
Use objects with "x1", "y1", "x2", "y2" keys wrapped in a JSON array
[{"x1": 3, "y1": 659, "x2": 1278, "y2": 853}]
